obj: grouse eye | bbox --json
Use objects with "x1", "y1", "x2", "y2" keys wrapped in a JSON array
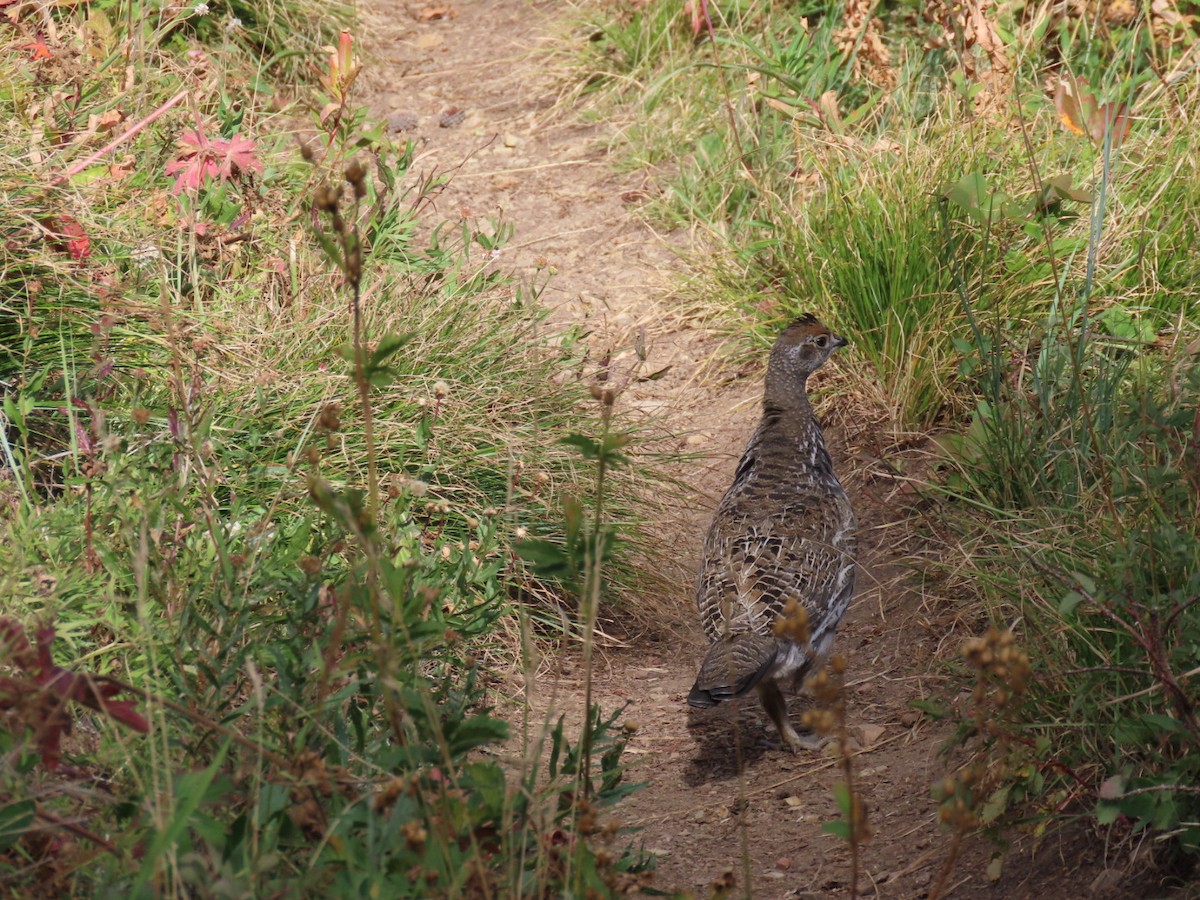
[{"x1": 814, "y1": 335, "x2": 829, "y2": 348}]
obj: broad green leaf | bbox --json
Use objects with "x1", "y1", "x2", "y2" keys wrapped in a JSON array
[
  {"x1": 1058, "y1": 591, "x2": 1085, "y2": 615},
  {"x1": 822, "y1": 819, "x2": 851, "y2": 840},
  {"x1": 370, "y1": 332, "x2": 413, "y2": 367},
  {"x1": 561, "y1": 434, "x2": 601, "y2": 459},
  {"x1": 980, "y1": 784, "x2": 1011, "y2": 823},
  {"x1": 0, "y1": 800, "x2": 36, "y2": 852},
  {"x1": 832, "y1": 782, "x2": 852, "y2": 817}
]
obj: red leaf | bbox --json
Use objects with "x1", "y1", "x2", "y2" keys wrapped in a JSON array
[
  {"x1": 1054, "y1": 77, "x2": 1095, "y2": 137},
  {"x1": 43, "y1": 215, "x2": 91, "y2": 260},
  {"x1": 683, "y1": 0, "x2": 708, "y2": 37},
  {"x1": 0, "y1": 618, "x2": 150, "y2": 770},
  {"x1": 62, "y1": 218, "x2": 90, "y2": 260},
  {"x1": 165, "y1": 127, "x2": 263, "y2": 194},
  {"x1": 1054, "y1": 76, "x2": 1131, "y2": 150},
  {"x1": 1090, "y1": 102, "x2": 1132, "y2": 150},
  {"x1": 27, "y1": 38, "x2": 53, "y2": 61},
  {"x1": 0, "y1": 617, "x2": 36, "y2": 668}
]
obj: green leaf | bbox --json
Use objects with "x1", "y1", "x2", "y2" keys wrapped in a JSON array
[
  {"x1": 822, "y1": 819, "x2": 851, "y2": 840},
  {"x1": 1058, "y1": 591, "x2": 1085, "y2": 615},
  {"x1": 0, "y1": 800, "x2": 36, "y2": 852},
  {"x1": 414, "y1": 416, "x2": 433, "y2": 449},
  {"x1": 133, "y1": 742, "x2": 231, "y2": 895},
  {"x1": 1139, "y1": 714, "x2": 1182, "y2": 734},
  {"x1": 1098, "y1": 305, "x2": 1155, "y2": 343},
  {"x1": 281, "y1": 518, "x2": 312, "y2": 565},
  {"x1": 447, "y1": 715, "x2": 509, "y2": 756},
  {"x1": 1095, "y1": 801, "x2": 1120, "y2": 825},
  {"x1": 560, "y1": 434, "x2": 601, "y2": 459},
  {"x1": 514, "y1": 539, "x2": 571, "y2": 578},
  {"x1": 548, "y1": 716, "x2": 565, "y2": 779},
  {"x1": 313, "y1": 228, "x2": 343, "y2": 268},
  {"x1": 986, "y1": 856, "x2": 1004, "y2": 882},
  {"x1": 602, "y1": 432, "x2": 631, "y2": 454},
  {"x1": 1045, "y1": 173, "x2": 1093, "y2": 204},
  {"x1": 563, "y1": 495, "x2": 584, "y2": 546},
  {"x1": 638, "y1": 365, "x2": 672, "y2": 381},
  {"x1": 907, "y1": 699, "x2": 950, "y2": 719},
  {"x1": 980, "y1": 784, "x2": 1011, "y2": 823},
  {"x1": 370, "y1": 332, "x2": 413, "y2": 367},
  {"x1": 1068, "y1": 571, "x2": 1096, "y2": 594},
  {"x1": 832, "y1": 782, "x2": 852, "y2": 817},
  {"x1": 942, "y1": 172, "x2": 990, "y2": 214}
]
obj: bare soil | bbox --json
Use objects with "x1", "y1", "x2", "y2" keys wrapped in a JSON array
[{"x1": 360, "y1": 2, "x2": 1181, "y2": 897}]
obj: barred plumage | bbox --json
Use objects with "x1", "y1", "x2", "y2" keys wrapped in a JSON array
[{"x1": 687, "y1": 315, "x2": 857, "y2": 752}]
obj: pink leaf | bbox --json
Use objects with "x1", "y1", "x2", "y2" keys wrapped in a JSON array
[
  {"x1": 1098, "y1": 775, "x2": 1125, "y2": 800},
  {"x1": 166, "y1": 127, "x2": 263, "y2": 194}
]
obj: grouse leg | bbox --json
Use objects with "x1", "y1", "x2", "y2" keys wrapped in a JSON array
[{"x1": 757, "y1": 680, "x2": 826, "y2": 753}]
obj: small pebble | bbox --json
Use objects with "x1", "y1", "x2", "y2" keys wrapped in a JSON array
[
  {"x1": 439, "y1": 107, "x2": 466, "y2": 128},
  {"x1": 387, "y1": 111, "x2": 419, "y2": 133}
]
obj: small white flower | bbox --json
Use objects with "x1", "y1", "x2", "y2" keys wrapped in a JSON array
[
  {"x1": 193, "y1": 2, "x2": 210, "y2": 15},
  {"x1": 130, "y1": 245, "x2": 161, "y2": 268},
  {"x1": 226, "y1": 16, "x2": 242, "y2": 31}
]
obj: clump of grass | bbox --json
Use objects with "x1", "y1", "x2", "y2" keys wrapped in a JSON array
[
  {"x1": 937, "y1": 346, "x2": 1200, "y2": 866},
  {"x1": 931, "y1": 74, "x2": 1200, "y2": 874}
]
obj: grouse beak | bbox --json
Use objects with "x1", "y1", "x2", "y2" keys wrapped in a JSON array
[{"x1": 831, "y1": 332, "x2": 848, "y2": 351}]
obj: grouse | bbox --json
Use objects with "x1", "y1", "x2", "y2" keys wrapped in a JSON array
[{"x1": 687, "y1": 314, "x2": 857, "y2": 752}]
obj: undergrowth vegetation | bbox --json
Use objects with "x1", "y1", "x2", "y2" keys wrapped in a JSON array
[
  {"x1": 1, "y1": 2, "x2": 653, "y2": 895},
  {"x1": 577, "y1": 0, "x2": 1200, "y2": 889}
]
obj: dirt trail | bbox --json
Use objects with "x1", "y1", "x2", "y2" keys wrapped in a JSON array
[{"x1": 360, "y1": 3, "x2": 1132, "y2": 897}]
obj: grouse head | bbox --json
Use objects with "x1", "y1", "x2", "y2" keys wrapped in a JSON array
[{"x1": 765, "y1": 314, "x2": 847, "y2": 400}]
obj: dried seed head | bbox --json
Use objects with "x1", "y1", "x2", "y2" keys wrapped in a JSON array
[
  {"x1": 345, "y1": 240, "x2": 362, "y2": 283},
  {"x1": 316, "y1": 402, "x2": 341, "y2": 431},
  {"x1": 401, "y1": 819, "x2": 427, "y2": 851},
  {"x1": 345, "y1": 159, "x2": 367, "y2": 198},
  {"x1": 373, "y1": 776, "x2": 407, "y2": 812},
  {"x1": 801, "y1": 708, "x2": 837, "y2": 735},
  {"x1": 772, "y1": 597, "x2": 811, "y2": 644},
  {"x1": 314, "y1": 182, "x2": 342, "y2": 212}
]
